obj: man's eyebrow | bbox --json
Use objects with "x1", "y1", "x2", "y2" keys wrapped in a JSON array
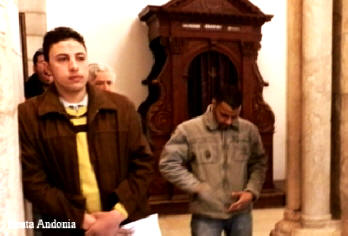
[
  {"x1": 55, "y1": 52, "x2": 86, "y2": 57},
  {"x1": 54, "y1": 53, "x2": 69, "y2": 58}
]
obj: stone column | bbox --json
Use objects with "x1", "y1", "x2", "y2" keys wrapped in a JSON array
[
  {"x1": 0, "y1": 1, "x2": 25, "y2": 235},
  {"x1": 293, "y1": 0, "x2": 336, "y2": 234},
  {"x1": 300, "y1": 0, "x2": 332, "y2": 228},
  {"x1": 271, "y1": 0, "x2": 302, "y2": 234}
]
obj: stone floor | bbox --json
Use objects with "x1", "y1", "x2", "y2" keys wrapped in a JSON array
[{"x1": 158, "y1": 208, "x2": 284, "y2": 236}]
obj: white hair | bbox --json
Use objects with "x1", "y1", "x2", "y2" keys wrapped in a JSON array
[{"x1": 88, "y1": 63, "x2": 116, "y2": 82}]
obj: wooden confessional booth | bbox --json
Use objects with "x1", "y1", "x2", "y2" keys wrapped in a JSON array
[{"x1": 138, "y1": 0, "x2": 284, "y2": 213}]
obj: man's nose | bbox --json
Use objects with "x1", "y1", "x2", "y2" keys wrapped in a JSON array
[
  {"x1": 102, "y1": 82, "x2": 111, "y2": 91},
  {"x1": 69, "y1": 59, "x2": 78, "y2": 70},
  {"x1": 224, "y1": 117, "x2": 234, "y2": 125}
]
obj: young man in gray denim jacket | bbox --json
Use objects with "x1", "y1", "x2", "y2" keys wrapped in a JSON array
[{"x1": 159, "y1": 85, "x2": 267, "y2": 236}]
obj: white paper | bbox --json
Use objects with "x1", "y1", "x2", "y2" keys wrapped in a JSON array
[{"x1": 121, "y1": 214, "x2": 162, "y2": 236}]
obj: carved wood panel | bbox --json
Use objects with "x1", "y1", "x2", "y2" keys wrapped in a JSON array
[{"x1": 139, "y1": 0, "x2": 284, "y2": 212}]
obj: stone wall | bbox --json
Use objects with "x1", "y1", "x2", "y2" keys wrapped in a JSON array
[
  {"x1": 272, "y1": 0, "x2": 344, "y2": 235},
  {"x1": 0, "y1": 0, "x2": 25, "y2": 235}
]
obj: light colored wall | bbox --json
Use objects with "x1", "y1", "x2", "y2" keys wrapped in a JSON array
[
  {"x1": 249, "y1": 0, "x2": 287, "y2": 180},
  {"x1": 46, "y1": 0, "x2": 286, "y2": 180},
  {"x1": 0, "y1": 0, "x2": 25, "y2": 235}
]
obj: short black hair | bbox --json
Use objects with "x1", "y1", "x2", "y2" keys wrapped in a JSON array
[
  {"x1": 33, "y1": 48, "x2": 44, "y2": 65},
  {"x1": 213, "y1": 85, "x2": 242, "y2": 109},
  {"x1": 43, "y1": 26, "x2": 86, "y2": 62}
]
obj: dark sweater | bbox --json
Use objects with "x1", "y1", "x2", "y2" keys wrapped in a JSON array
[{"x1": 25, "y1": 73, "x2": 46, "y2": 99}]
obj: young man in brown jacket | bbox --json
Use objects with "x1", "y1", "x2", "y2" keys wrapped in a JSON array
[{"x1": 18, "y1": 27, "x2": 154, "y2": 236}]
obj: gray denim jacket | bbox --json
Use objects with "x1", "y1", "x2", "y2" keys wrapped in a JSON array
[{"x1": 159, "y1": 105, "x2": 267, "y2": 219}]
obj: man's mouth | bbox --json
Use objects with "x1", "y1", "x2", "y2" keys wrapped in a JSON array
[
  {"x1": 69, "y1": 75, "x2": 83, "y2": 81},
  {"x1": 43, "y1": 71, "x2": 51, "y2": 76}
]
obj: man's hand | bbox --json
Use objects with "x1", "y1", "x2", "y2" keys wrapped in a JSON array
[
  {"x1": 82, "y1": 213, "x2": 96, "y2": 231},
  {"x1": 85, "y1": 210, "x2": 132, "y2": 236},
  {"x1": 116, "y1": 228, "x2": 134, "y2": 236},
  {"x1": 227, "y1": 191, "x2": 253, "y2": 213}
]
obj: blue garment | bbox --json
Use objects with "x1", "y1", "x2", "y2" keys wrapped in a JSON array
[{"x1": 191, "y1": 212, "x2": 252, "y2": 236}]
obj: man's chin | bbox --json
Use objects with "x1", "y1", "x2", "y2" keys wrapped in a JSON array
[
  {"x1": 43, "y1": 80, "x2": 53, "y2": 85},
  {"x1": 39, "y1": 77, "x2": 53, "y2": 85},
  {"x1": 218, "y1": 125, "x2": 230, "y2": 130}
]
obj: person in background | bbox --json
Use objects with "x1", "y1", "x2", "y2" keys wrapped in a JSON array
[
  {"x1": 24, "y1": 48, "x2": 53, "y2": 98},
  {"x1": 88, "y1": 63, "x2": 115, "y2": 92},
  {"x1": 18, "y1": 26, "x2": 154, "y2": 236},
  {"x1": 159, "y1": 85, "x2": 268, "y2": 236}
]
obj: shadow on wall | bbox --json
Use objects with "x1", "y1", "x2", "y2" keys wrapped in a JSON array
[{"x1": 113, "y1": 18, "x2": 154, "y2": 109}]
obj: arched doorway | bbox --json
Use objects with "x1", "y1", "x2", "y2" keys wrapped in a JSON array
[
  {"x1": 139, "y1": 0, "x2": 280, "y2": 213},
  {"x1": 187, "y1": 51, "x2": 238, "y2": 118}
]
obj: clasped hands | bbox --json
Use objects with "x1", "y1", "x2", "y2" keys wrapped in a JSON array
[{"x1": 82, "y1": 210, "x2": 133, "y2": 236}]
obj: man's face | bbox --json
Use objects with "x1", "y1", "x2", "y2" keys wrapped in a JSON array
[
  {"x1": 34, "y1": 55, "x2": 53, "y2": 85},
  {"x1": 46, "y1": 39, "x2": 88, "y2": 95},
  {"x1": 93, "y1": 71, "x2": 114, "y2": 92},
  {"x1": 213, "y1": 100, "x2": 241, "y2": 129}
]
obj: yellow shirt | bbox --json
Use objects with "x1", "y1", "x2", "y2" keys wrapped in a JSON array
[{"x1": 65, "y1": 105, "x2": 128, "y2": 218}]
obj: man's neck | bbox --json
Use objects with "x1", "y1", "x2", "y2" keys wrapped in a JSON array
[
  {"x1": 42, "y1": 83, "x2": 50, "y2": 90},
  {"x1": 57, "y1": 86, "x2": 87, "y2": 103}
]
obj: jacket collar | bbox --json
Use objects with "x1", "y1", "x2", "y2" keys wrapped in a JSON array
[
  {"x1": 203, "y1": 104, "x2": 239, "y2": 131},
  {"x1": 38, "y1": 83, "x2": 119, "y2": 121}
]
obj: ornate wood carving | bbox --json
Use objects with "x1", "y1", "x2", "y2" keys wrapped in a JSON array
[
  {"x1": 241, "y1": 41, "x2": 260, "y2": 59},
  {"x1": 169, "y1": 37, "x2": 185, "y2": 54},
  {"x1": 182, "y1": 0, "x2": 240, "y2": 14},
  {"x1": 147, "y1": 83, "x2": 172, "y2": 135},
  {"x1": 139, "y1": 0, "x2": 284, "y2": 213},
  {"x1": 251, "y1": 62, "x2": 275, "y2": 133}
]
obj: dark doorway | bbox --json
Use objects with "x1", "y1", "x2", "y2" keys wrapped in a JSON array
[{"x1": 187, "y1": 51, "x2": 238, "y2": 118}]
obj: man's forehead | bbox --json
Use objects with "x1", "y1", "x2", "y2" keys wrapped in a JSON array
[
  {"x1": 50, "y1": 39, "x2": 86, "y2": 54},
  {"x1": 37, "y1": 55, "x2": 45, "y2": 61}
]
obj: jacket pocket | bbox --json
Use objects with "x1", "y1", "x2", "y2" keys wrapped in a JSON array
[
  {"x1": 191, "y1": 144, "x2": 221, "y2": 183},
  {"x1": 231, "y1": 142, "x2": 250, "y2": 161},
  {"x1": 194, "y1": 145, "x2": 219, "y2": 164}
]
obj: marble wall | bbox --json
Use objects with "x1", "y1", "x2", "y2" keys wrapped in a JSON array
[{"x1": 0, "y1": 0, "x2": 25, "y2": 235}]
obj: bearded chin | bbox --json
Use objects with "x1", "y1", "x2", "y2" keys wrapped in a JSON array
[{"x1": 218, "y1": 124, "x2": 232, "y2": 130}]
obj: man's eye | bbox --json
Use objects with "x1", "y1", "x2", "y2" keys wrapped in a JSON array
[
  {"x1": 77, "y1": 55, "x2": 86, "y2": 61},
  {"x1": 57, "y1": 57, "x2": 67, "y2": 62}
]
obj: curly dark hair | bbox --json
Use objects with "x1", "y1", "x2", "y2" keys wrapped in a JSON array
[{"x1": 43, "y1": 26, "x2": 86, "y2": 61}]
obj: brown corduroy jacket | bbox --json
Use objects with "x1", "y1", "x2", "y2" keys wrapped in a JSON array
[{"x1": 18, "y1": 84, "x2": 154, "y2": 235}]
